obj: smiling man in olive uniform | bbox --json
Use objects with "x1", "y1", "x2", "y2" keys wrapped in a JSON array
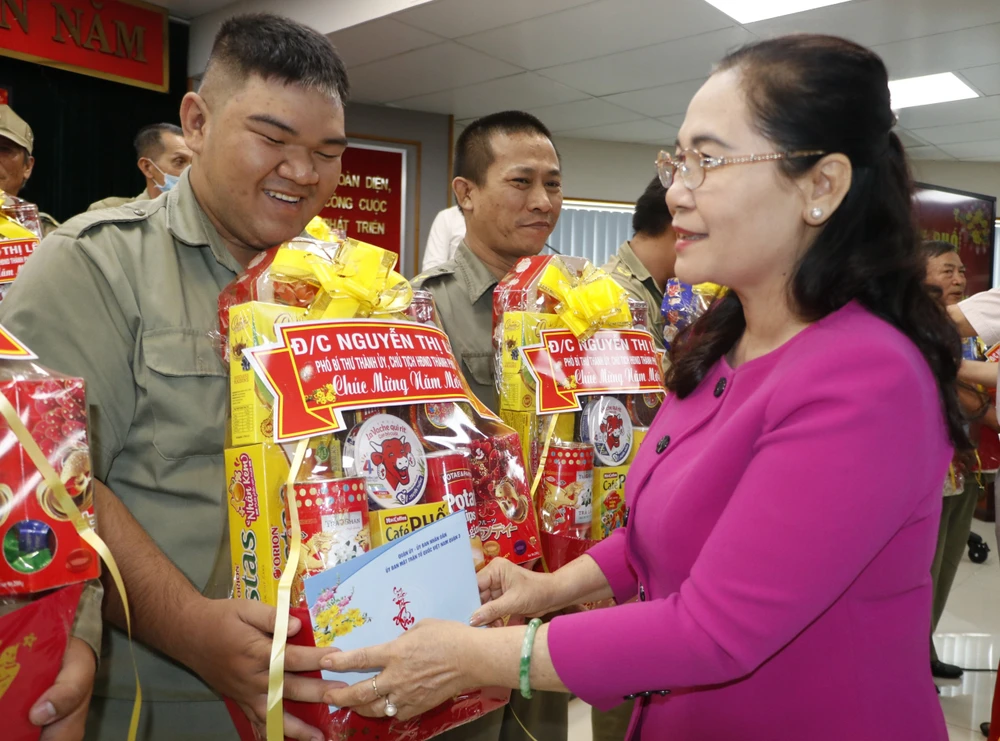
[
  {"x1": 413, "y1": 110, "x2": 566, "y2": 741},
  {"x1": 0, "y1": 15, "x2": 350, "y2": 741}
]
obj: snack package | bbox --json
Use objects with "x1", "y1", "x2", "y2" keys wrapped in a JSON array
[
  {"x1": 220, "y1": 238, "x2": 521, "y2": 740},
  {"x1": 661, "y1": 278, "x2": 726, "y2": 351},
  {"x1": 0, "y1": 194, "x2": 41, "y2": 302},
  {"x1": 493, "y1": 256, "x2": 666, "y2": 571}
]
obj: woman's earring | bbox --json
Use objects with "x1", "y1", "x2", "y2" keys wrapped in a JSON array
[{"x1": 810, "y1": 207, "x2": 824, "y2": 220}]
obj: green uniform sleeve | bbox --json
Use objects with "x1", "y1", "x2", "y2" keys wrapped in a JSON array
[
  {"x1": 72, "y1": 579, "x2": 104, "y2": 660},
  {"x1": 0, "y1": 231, "x2": 137, "y2": 479}
]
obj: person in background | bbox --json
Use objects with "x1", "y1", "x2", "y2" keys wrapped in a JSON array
[
  {"x1": 603, "y1": 176, "x2": 676, "y2": 356},
  {"x1": 87, "y1": 123, "x2": 193, "y2": 211},
  {"x1": 0, "y1": 104, "x2": 60, "y2": 235},
  {"x1": 413, "y1": 110, "x2": 566, "y2": 741},
  {"x1": 944, "y1": 273, "x2": 1000, "y2": 741},
  {"x1": 0, "y1": 14, "x2": 350, "y2": 741},
  {"x1": 922, "y1": 240, "x2": 996, "y2": 683},
  {"x1": 322, "y1": 34, "x2": 964, "y2": 741},
  {"x1": 421, "y1": 204, "x2": 466, "y2": 271}
]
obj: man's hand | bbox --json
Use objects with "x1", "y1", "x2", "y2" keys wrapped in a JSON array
[
  {"x1": 179, "y1": 597, "x2": 338, "y2": 741},
  {"x1": 31, "y1": 637, "x2": 95, "y2": 741}
]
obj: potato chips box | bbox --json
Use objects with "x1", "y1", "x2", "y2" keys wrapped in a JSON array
[{"x1": 228, "y1": 301, "x2": 308, "y2": 447}]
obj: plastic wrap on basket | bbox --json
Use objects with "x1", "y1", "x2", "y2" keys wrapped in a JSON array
[
  {"x1": 492, "y1": 255, "x2": 666, "y2": 575},
  {"x1": 661, "y1": 278, "x2": 726, "y2": 351},
  {"x1": 220, "y1": 237, "x2": 527, "y2": 740},
  {"x1": 0, "y1": 328, "x2": 117, "y2": 740}
]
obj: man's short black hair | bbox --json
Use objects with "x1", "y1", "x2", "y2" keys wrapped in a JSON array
[
  {"x1": 206, "y1": 13, "x2": 349, "y2": 103},
  {"x1": 454, "y1": 111, "x2": 555, "y2": 187},
  {"x1": 921, "y1": 239, "x2": 958, "y2": 263},
  {"x1": 134, "y1": 123, "x2": 183, "y2": 161},
  {"x1": 632, "y1": 176, "x2": 672, "y2": 237}
]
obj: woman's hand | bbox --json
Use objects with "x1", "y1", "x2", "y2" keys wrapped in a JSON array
[
  {"x1": 321, "y1": 619, "x2": 482, "y2": 720},
  {"x1": 470, "y1": 558, "x2": 560, "y2": 627}
]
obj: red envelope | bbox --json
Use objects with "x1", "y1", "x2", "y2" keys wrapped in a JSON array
[{"x1": 0, "y1": 582, "x2": 84, "y2": 741}]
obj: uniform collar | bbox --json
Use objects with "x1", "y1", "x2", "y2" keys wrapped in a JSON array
[
  {"x1": 454, "y1": 241, "x2": 499, "y2": 304},
  {"x1": 620, "y1": 240, "x2": 664, "y2": 300},
  {"x1": 165, "y1": 169, "x2": 243, "y2": 274}
]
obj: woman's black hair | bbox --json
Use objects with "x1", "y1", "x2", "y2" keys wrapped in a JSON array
[{"x1": 665, "y1": 34, "x2": 969, "y2": 452}]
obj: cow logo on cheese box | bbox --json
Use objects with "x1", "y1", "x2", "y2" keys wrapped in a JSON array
[
  {"x1": 581, "y1": 396, "x2": 633, "y2": 466},
  {"x1": 345, "y1": 414, "x2": 427, "y2": 509}
]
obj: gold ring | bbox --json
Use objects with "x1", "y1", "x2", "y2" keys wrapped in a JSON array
[{"x1": 372, "y1": 676, "x2": 383, "y2": 700}]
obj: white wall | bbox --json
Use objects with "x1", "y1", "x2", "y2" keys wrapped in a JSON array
[
  {"x1": 911, "y1": 160, "x2": 1000, "y2": 201},
  {"x1": 552, "y1": 137, "x2": 661, "y2": 204},
  {"x1": 552, "y1": 136, "x2": 1000, "y2": 204}
]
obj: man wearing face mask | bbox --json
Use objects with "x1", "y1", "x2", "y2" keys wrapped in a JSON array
[
  {"x1": 413, "y1": 110, "x2": 567, "y2": 741},
  {"x1": 87, "y1": 123, "x2": 192, "y2": 211}
]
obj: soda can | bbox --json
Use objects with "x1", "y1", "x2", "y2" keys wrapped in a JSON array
[{"x1": 540, "y1": 442, "x2": 594, "y2": 539}]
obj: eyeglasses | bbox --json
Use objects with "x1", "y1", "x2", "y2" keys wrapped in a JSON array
[{"x1": 655, "y1": 148, "x2": 826, "y2": 190}]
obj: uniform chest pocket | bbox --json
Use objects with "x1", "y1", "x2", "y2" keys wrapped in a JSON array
[
  {"x1": 143, "y1": 329, "x2": 227, "y2": 461},
  {"x1": 461, "y1": 352, "x2": 494, "y2": 389}
]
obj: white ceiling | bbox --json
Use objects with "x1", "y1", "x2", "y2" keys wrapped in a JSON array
[{"x1": 322, "y1": 0, "x2": 1000, "y2": 161}]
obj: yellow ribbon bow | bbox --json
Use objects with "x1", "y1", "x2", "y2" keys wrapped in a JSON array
[
  {"x1": 537, "y1": 258, "x2": 632, "y2": 339},
  {"x1": 270, "y1": 238, "x2": 413, "y2": 320}
]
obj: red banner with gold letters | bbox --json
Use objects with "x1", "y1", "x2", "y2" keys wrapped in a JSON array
[
  {"x1": 521, "y1": 328, "x2": 665, "y2": 414},
  {"x1": 244, "y1": 319, "x2": 471, "y2": 442},
  {"x1": 0, "y1": 0, "x2": 168, "y2": 92}
]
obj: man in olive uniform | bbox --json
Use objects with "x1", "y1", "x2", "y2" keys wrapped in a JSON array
[
  {"x1": 413, "y1": 110, "x2": 566, "y2": 741},
  {"x1": 602, "y1": 176, "x2": 676, "y2": 356},
  {"x1": 0, "y1": 104, "x2": 60, "y2": 235},
  {"x1": 0, "y1": 15, "x2": 349, "y2": 741},
  {"x1": 87, "y1": 123, "x2": 193, "y2": 211}
]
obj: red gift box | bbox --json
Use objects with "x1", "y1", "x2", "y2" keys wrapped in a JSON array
[
  {"x1": 0, "y1": 582, "x2": 84, "y2": 741},
  {"x1": 0, "y1": 376, "x2": 99, "y2": 595}
]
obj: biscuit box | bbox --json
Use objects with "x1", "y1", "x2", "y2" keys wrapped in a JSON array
[
  {"x1": 0, "y1": 376, "x2": 99, "y2": 594},
  {"x1": 226, "y1": 444, "x2": 290, "y2": 606}
]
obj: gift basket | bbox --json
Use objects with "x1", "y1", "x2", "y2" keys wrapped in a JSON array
[
  {"x1": 0, "y1": 326, "x2": 138, "y2": 740},
  {"x1": 0, "y1": 191, "x2": 41, "y2": 301},
  {"x1": 661, "y1": 278, "x2": 726, "y2": 351},
  {"x1": 492, "y1": 256, "x2": 667, "y2": 572},
  {"x1": 219, "y1": 237, "x2": 536, "y2": 740}
]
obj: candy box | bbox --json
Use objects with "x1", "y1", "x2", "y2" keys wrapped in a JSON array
[
  {"x1": 0, "y1": 376, "x2": 99, "y2": 595},
  {"x1": 498, "y1": 312, "x2": 564, "y2": 412},
  {"x1": 592, "y1": 466, "x2": 627, "y2": 541}
]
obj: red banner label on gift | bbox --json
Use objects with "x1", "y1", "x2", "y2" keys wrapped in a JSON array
[
  {"x1": 245, "y1": 319, "x2": 471, "y2": 442},
  {"x1": 0, "y1": 323, "x2": 35, "y2": 359},
  {"x1": 521, "y1": 328, "x2": 665, "y2": 414},
  {"x1": 0, "y1": 238, "x2": 37, "y2": 286}
]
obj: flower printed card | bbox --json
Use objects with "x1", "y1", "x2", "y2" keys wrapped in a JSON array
[{"x1": 303, "y1": 511, "x2": 480, "y2": 703}]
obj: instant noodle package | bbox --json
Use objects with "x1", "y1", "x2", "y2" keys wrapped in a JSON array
[
  {"x1": 219, "y1": 237, "x2": 531, "y2": 740},
  {"x1": 492, "y1": 255, "x2": 666, "y2": 570}
]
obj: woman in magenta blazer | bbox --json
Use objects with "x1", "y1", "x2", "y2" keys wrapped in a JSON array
[{"x1": 323, "y1": 35, "x2": 968, "y2": 740}]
